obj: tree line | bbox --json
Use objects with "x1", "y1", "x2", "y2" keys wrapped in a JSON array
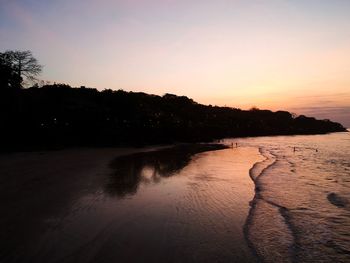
[{"x1": 0, "y1": 50, "x2": 346, "y2": 151}]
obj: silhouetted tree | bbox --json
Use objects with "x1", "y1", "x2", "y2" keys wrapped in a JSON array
[
  {"x1": 0, "y1": 50, "x2": 42, "y2": 89},
  {"x1": 0, "y1": 52, "x2": 18, "y2": 89}
]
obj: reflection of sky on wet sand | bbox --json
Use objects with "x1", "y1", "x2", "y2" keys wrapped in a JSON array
[
  {"x1": 28, "y1": 146, "x2": 262, "y2": 263},
  {"x1": 104, "y1": 144, "x2": 226, "y2": 197},
  {"x1": 225, "y1": 131, "x2": 350, "y2": 262}
]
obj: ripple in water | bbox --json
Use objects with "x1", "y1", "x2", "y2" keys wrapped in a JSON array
[
  {"x1": 2, "y1": 132, "x2": 349, "y2": 263},
  {"x1": 226, "y1": 130, "x2": 350, "y2": 262},
  {"x1": 3, "y1": 144, "x2": 263, "y2": 263}
]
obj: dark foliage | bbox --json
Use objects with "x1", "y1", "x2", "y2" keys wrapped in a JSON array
[
  {"x1": 0, "y1": 50, "x2": 42, "y2": 89},
  {"x1": 0, "y1": 84, "x2": 346, "y2": 151}
]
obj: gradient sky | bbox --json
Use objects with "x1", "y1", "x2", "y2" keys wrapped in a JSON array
[{"x1": 1, "y1": 0, "x2": 349, "y2": 126}]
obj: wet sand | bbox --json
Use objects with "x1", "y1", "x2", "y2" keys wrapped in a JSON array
[
  {"x1": 226, "y1": 131, "x2": 350, "y2": 262},
  {"x1": 0, "y1": 146, "x2": 166, "y2": 263},
  {"x1": 0, "y1": 145, "x2": 262, "y2": 263}
]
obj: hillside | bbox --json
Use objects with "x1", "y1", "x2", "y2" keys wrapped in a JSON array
[{"x1": 0, "y1": 84, "x2": 346, "y2": 151}]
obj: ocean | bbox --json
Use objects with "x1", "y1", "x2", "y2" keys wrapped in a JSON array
[
  {"x1": 1, "y1": 131, "x2": 349, "y2": 262},
  {"x1": 225, "y1": 130, "x2": 350, "y2": 262}
]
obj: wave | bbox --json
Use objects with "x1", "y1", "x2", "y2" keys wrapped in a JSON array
[{"x1": 244, "y1": 147, "x2": 296, "y2": 263}]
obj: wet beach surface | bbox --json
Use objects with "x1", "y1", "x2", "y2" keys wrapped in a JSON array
[
  {"x1": 226, "y1": 131, "x2": 350, "y2": 263},
  {"x1": 0, "y1": 144, "x2": 261, "y2": 263},
  {"x1": 2, "y1": 131, "x2": 349, "y2": 263}
]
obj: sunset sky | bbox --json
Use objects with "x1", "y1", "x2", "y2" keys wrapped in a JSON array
[{"x1": 1, "y1": 0, "x2": 349, "y2": 126}]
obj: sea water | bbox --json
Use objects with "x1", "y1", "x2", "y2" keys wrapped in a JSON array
[
  {"x1": 1, "y1": 132, "x2": 349, "y2": 263},
  {"x1": 225, "y1": 130, "x2": 350, "y2": 262}
]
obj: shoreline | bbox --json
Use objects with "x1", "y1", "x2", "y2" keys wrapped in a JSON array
[
  {"x1": 3, "y1": 132, "x2": 349, "y2": 262},
  {"x1": 0, "y1": 144, "x2": 259, "y2": 262},
  {"x1": 1, "y1": 130, "x2": 348, "y2": 154},
  {"x1": 224, "y1": 131, "x2": 350, "y2": 262},
  {"x1": 244, "y1": 147, "x2": 297, "y2": 263},
  {"x1": 0, "y1": 145, "x2": 171, "y2": 262}
]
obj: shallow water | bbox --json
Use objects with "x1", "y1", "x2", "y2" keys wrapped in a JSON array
[
  {"x1": 225, "y1": 130, "x2": 350, "y2": 262},
  {"x1": 2, "y1": 131, "x2": 349, "y2": 262}
]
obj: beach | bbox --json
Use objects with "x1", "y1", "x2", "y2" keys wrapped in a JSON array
[
  {"x1": 226, "y1": 131, "x2": 350, "y2": 262},
  {"x1": 0, "y1": 146, "x2": 164, "y2": 262},
  {"x1": 2, "y1": 131, "x2": 349, "y2": 263},
  {"x1": 0, "y1": 145, "x2": 262, "y2": 263}
]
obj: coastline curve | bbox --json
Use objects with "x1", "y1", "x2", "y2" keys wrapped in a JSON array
[{"x1": 244, "y1": 147, "x2": 297, "y2": 263}]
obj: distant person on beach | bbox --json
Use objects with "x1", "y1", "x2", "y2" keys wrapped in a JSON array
[{"x1": 231, "y1": 142, "x2": 238, "y2": 148}]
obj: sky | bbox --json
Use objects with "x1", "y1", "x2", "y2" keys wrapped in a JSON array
[{"x1": 1, "y1": 0, "x2": 349, "y2": 126}]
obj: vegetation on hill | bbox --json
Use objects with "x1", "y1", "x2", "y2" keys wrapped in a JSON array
[{"x1": 0, "y1": 84, "x2": 346, "y2": 151}]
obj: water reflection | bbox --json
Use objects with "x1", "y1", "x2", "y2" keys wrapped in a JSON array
[
  {"x1": 225, "y1": 131, "x2": 350, "y2": 262},
  {"x1": 105, "y1": 144, "x2": 227, "y2": 197}
]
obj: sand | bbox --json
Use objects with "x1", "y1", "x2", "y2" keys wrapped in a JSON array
[
  {"x1": 0, "y1": 145, "x2": 262, "y2": 263},
  {"x1": 0, "y1": 146, "x2": 165, "y2": 262}
]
